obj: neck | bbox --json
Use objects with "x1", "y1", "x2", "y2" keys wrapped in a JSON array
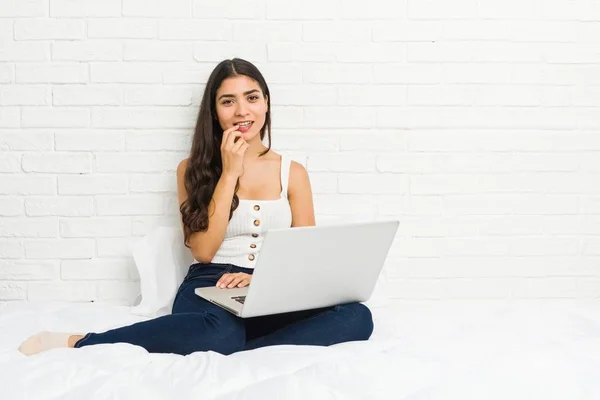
[{"x1": 243, "y1": 136, "x2": 268, "y2": 161}]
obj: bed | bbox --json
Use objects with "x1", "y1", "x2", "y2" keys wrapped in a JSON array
[{"x1": 2, "y1": 299, "x2": 599, "y2": 399}]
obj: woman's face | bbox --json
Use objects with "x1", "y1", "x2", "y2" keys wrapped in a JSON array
[{"x1": 215, "y1": 75, "x2": 268, "y2": 143}]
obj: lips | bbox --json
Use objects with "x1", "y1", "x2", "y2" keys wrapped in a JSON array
[{"x1": 236, "y1": 121, "x2": 253, "y2": 133}]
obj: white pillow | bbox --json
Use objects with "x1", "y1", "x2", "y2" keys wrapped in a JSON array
[{"x1": 130, "y1": 226, "x2": 194, "y2": 317}]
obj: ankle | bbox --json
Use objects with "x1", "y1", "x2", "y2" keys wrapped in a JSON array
[{"x1": 68, "y1": 335, "x2": 84, "y2": 348}]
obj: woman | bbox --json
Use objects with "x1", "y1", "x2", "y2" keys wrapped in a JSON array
[{"x1": 18, "y1": 58, "x2": 373, "y2": 357}]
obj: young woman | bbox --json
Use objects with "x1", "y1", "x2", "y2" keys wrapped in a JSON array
[{"x1": 18, "y1": 58, "x2": 374, "y2": 357}]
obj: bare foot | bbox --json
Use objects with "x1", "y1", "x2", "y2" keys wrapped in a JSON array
[{"x1": 18, "y1": 331, "x2": 79, "y2": 356}]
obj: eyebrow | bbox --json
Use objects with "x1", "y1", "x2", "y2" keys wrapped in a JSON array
[{"x1": 217, "y1": 89, "x2": 260, "y2": 101}]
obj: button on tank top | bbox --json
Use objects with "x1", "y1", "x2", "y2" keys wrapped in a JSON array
[{"x1": 198, "y1": 155, "x2": 293, "y2": 269}]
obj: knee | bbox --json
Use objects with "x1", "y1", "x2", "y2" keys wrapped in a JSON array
[
  {"x1": 205, "y1": 312, "x2": 246, "y2": 355},
  {"x1": 187, "y1": 312, "x2": 245, "y2": 356},
  {"x1": 336, "y1": 302, "x2": 374, "y2": 341},
  {"x1": 214, "y1": 332, "x2": 245, "y2": 356}
]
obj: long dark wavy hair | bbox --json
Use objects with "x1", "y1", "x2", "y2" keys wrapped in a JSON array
[{"x1": 180, "y1": 58, "x2": 272, "y2": 247}]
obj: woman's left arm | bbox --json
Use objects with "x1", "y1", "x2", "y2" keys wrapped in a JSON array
[{"x1": 288, "y1": 161, "x2": 316, "y2": 227}]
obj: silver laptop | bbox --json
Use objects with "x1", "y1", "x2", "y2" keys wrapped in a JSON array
[{"x1": 195, "y1": 220, "x2": 399, "y2": 318}]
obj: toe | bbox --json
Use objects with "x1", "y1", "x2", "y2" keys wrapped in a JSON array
[{"x1": 18, "y1": 334, "x2": 41, "y2": 356}]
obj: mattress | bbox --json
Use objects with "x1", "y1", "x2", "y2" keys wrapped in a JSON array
[{"x1": 1, "y1": 300, "x2": 600, "y2": 399}]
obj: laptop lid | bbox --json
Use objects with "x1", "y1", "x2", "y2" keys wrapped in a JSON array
[{"x1": 240, "y1": 220, "x2": 399, "y2": 318}]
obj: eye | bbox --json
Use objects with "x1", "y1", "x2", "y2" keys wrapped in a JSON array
[
  {"x1": 248, "y1": 95, "x2": 259, "y2": 101},
  {"x1": 221, "y1": 99, "x2": 233, "y2": 105}
]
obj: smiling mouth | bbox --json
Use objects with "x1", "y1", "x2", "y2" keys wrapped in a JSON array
[{"x1": 237, "y1": 121, "x2": 253, "y2": 127}]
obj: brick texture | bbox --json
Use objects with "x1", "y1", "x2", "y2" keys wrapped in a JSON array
[{"x1": 0, "y1": 0, "x2": 598, "y2": 304}]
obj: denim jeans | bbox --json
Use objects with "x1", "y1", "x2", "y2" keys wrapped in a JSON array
[{"x1": 74, "y1": 263, "x2": 374, "y2": 356}]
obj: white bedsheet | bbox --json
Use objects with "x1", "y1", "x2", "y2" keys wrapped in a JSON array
[{"x1": 1, "y1": 300, "x2": 600, "y2": 399}]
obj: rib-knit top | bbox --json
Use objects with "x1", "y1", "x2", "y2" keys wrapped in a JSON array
[{"x1": 198, "y1": 155, "x2": 293, "y2": 269}]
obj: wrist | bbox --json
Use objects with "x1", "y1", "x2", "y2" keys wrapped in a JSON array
[{"x1": 221, "y1": 172, "x2": 240, "y2": 182}]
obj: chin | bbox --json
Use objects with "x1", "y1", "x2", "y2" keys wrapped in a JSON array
[{"x1": 244, "y1": 129, "x2": 260, "y2": 142}]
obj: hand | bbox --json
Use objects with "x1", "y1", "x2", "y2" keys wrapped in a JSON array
[
  {"x1": 220, "y1": 125, "x2": 249, "y2": 178},
  {"x1": 216, "y1": 272, "x2": 252, "y2": 289}
]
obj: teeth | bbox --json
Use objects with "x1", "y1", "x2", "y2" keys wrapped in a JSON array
[{"x1": 239, "y1": 121, "x2": 252, "y2": 127}]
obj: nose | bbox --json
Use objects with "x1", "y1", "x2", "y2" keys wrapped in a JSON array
[{"x1": 234, "y1": 101, "x2": 249, "y2": 117}]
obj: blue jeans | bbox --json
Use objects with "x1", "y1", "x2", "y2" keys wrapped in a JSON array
[{"x1": 75, "y1": 263, "x2": 374, "y2": 356}]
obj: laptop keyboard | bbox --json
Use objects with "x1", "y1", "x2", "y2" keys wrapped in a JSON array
[{"x1": 231, "y1": 296, "x2": 246, "y2": 304}]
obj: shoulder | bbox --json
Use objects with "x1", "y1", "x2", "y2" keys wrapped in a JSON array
[
  {"x1": 176, "y1": 158, "x2": 190, "y2": 201},
  {"x1": 177, "y1": 158, "x2": 189, "y2": 177},
  {"x1": 176, "y1": 158, "x2": 189, "y2": 190},
  {"x1": 289, "y1": 160, "x2": 307, "y2": 177},
  {"x1": 288, "y1": 160, "x2": 310, "y2": 195},
  {"x1": 267, "y1": 150, "x2": 305, "y2": 177}
]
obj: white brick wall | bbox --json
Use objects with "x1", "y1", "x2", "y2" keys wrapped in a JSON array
[{"x1": 0, "y1": 0, "x2": 599, "y2": 304}]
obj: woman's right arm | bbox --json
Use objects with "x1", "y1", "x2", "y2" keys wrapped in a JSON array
[
  {"x1": 177, "y1": 159, "x2": 236, "y2": 263},
  {"x1": 177, "y1": 126, "x2": 248, "y2": 263}
]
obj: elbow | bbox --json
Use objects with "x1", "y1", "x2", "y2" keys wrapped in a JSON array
[
  {"x1": 191, "y1": 250, "x2": 213, "y2": 264},
  {"x1": 187, "y1": 236, "x2": 213, "y2": 264},
  {"x1": 187, "y1": 234, "x2": 221, "y2": 264}
]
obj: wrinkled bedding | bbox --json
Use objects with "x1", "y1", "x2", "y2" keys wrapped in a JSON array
[{"x1": 1, "y1": 300, "x2": 600, "y2": 399}]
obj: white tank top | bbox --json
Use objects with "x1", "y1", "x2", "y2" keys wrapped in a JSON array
[{"x1": 201, "y1": 155, "x2": 293, "y2": 269}]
